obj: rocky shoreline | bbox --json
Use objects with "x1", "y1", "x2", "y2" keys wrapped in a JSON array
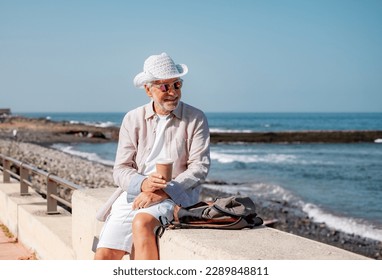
[{"x1": 1, "y1": 116, "x2": 382, "y2": 259}]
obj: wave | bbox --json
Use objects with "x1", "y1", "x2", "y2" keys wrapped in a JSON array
[
  {"x1": 210, "y1": 128, "x2": 253, "y2": 133},
  {"x1": 93, "y1": 121, "x2": 116, "y2": 128},
  {"x1": 69, "y1": 120, "x2": 117, "y2": 128},
  {"x1": 204, "y1": 182, "x2": 301, "y2": 206},
  {"x1": 303, "y1": 203, "x2": 382, "y2": 242},
  {"x1": 51, "y1": 144, "x2": 115, "y2": 166},
  {"x1": 209, "y1": 123, "x2": 278, "y2": 133},
  {"x1": 249, "y1": 183, "x2": 382, "y2": 241},
  {"x1": 210, "y1": 151, "x2": 297, "y2": 164},
  {"x1": 247, "y1": 182, "x2": 300, "y2": 203}
]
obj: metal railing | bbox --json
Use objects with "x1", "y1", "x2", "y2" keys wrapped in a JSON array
[{"x1": 0, "y1": 153, "x2": 83, "y2": 214}]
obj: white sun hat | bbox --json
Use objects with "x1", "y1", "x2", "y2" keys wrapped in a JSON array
[{"x1": 133, "y1": 52, "x2": 188, "y2": 88}]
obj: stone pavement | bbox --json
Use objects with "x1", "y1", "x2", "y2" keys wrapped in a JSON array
[{"x1": 0, "y1": 223, "x2": 37, "y2": 260}]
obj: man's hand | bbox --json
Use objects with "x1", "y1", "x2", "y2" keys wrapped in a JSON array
[
  {"x1": 141, "y1": 173, "x2": 167, "y2": 192},
  {"x1": 132, "y1": 189, "x2": 170, "y2": 210}
]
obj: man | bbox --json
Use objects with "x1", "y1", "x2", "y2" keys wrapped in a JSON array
[{"x1": 94, "y1": 53, "x2": 211, "y2": 260}]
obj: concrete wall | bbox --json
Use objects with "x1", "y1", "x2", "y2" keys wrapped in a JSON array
[
  {"x1": 0, "y1": 174, "x2": 369, "y2": 260},
  {"x1": 0, "y1": 176, "x2": 74, "y2": 259}
]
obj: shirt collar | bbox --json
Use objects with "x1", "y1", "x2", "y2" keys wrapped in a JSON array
[{"x1": 144, "y1": 101, "x2": 156, "y2": 120}]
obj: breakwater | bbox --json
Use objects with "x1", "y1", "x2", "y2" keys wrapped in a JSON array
[{"x1": 210, "y1": 130, "x2": 382, "y2": 143}]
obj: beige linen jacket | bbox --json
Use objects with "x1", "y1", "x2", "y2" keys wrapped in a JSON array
[{"x1": 96, "y1": 101, "x2": 210, "y2": 221}]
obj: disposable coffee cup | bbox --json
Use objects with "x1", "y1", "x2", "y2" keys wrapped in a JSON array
[{"x1": 156, "y1": 159, "x2": 173, "y2": 182}]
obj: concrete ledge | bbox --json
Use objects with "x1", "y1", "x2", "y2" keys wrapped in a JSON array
[
  {"x1": 72, "y1": 188, "x2": 369, "y2": 260},
  {"x1": 159, "y1": 226, "x2": 368, "y2": 260}
]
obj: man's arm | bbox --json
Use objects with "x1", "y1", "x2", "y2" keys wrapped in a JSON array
[{"x1": 113, "y1": 114, "x2": 146, "y2": 198}]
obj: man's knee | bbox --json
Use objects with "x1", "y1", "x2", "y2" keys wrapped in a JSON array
[{"x1": 132, "y1": 213, "x2": 159, "y2": 235}]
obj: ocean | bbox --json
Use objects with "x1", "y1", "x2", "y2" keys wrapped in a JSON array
[{"x1": 20, "y1": 112, "x2": 382, "y2": 241}]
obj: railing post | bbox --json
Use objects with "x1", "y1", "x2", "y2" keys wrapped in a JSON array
[
  {"x1": 47, "y1": 174, "x2": 59, "y2": 214},
  {"x1": 3, "y1": 158, "x2": 11, "y2": 183},
  {"x1": 20, "y1": 163, "x2": 30, "y2": 196}
]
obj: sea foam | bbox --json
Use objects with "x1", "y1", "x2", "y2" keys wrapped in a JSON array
[
  {"x1": 209, "y1": 128, "x2": 253, "y2": 133},
  {"x1": 303, "y1": 203, "x2": 382, "y2": 242},
  {"x1": 51, "y1": 144, "x2": 115, "y2": 166},
  {"x1": 210, "y1": 151, "x2": 297, "y2": 164},
  {"x1": 69, "y1": 120, "x2": 117, "y2": 128}
]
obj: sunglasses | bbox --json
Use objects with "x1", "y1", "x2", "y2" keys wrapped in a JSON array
[{"x1": 150, "y1": 79, "x2": 183, "y2": 92}]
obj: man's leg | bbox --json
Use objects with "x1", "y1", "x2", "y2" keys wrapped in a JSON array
[
  {"x1": 94, "y1": 248, "x2": 126, "y2": 260},
  {"x1": 132, "y1": 213, "x2": 161, "y2": 260}
]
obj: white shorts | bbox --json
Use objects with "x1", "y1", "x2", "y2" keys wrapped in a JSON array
[{"x1": 96, "y1": 191, "x2": 175, "y2": 254}]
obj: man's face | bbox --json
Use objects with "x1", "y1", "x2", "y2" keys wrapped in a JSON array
[{"x1": 145, "y1": 78, "x2": 183, "y2": 115}]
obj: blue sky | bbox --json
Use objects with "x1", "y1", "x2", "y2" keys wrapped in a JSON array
[{"x1": 1, "y1": 0, "x2": 382, "y2": 113}]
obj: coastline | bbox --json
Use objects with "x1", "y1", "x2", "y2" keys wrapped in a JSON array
[{"x1": 1, "y1": 116, "x2": 382, "y2": 259}]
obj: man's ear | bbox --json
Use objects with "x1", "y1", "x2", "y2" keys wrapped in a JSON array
[{"x1": 144, "y1": 85, "x2": 152, "y2": 97}]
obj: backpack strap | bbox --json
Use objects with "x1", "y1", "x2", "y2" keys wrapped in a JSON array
[
  {"x1": 208, "y1": 196, "x2": 257, "y2": 218},
  {"x1": 169, "y1": 215, "x2": 263, "y2": 230}
]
